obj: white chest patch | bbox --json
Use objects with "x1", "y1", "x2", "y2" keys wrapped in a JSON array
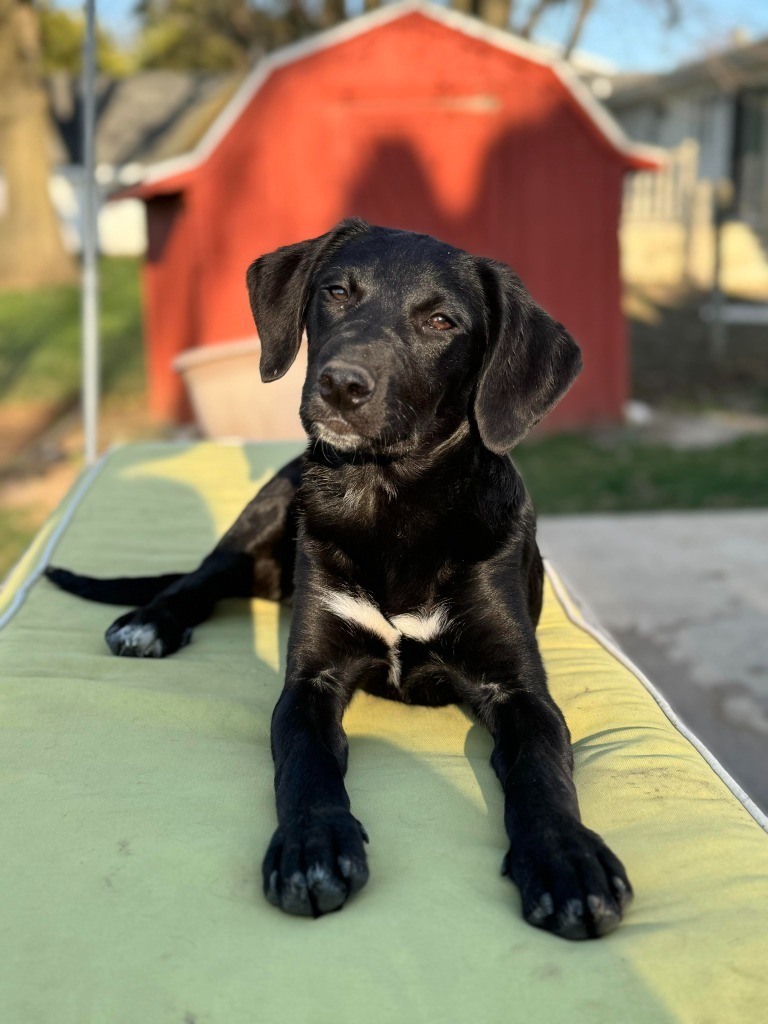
[
  {"x1": 321, "y1": 591, "x2": 399, "y2": 647},
  {"x1": 390, "y1": 609, "x2": 447, "y2": 643},
  {"x1": 320, "y1": 591, "x2": 448, "y2": 688}
]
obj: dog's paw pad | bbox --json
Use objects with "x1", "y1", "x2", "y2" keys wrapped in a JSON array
[
  {"x1": 262, "y1": 810, "x2": 369, "y2": 918},
  {"x1": 282, "y1": 872, "x2": 313, "y2": 917},
  {"x1": 337, "y1": 854, "x2": 369, "y2": 894},
  {"x1": 105, "y1": 611, "x2": 191, "y2": 659},
  {"x1": 307, "y1": 863, "x2": 347, "y2": 914},
  {"x1": 266, "y1": 869, "x2": 280, "y2": 907},
  {"x1": 611, "y1": 875, "x2": 633, "y2": 909},
  {"x1": 106, "y1": 620, "x2": 166, "y2": 658},
  {"x1": 555, "y1": 898, "x2": 588, "y2": 940},
  {"x1": 509, "y1": 823, "x2": 632, "y2": 940},
  {"x1": 587, "y1": 893, "x2": 621, "y2": 927},
  {"x1": 526, "y1": 892, "x2": 554, "y2": 925}
]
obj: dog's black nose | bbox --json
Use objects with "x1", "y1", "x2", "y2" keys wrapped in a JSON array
[{"x1": 318, "y1": 361, "x2": 375, "y2": 411}]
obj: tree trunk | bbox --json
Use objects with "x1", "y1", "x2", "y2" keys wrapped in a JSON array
[{"x1": 0, "y1": 0, "x2": 77, "y2": 291}]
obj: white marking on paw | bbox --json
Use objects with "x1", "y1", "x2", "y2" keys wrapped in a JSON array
[
  {"x1": 558, "y1": 898, "x2": 584, "y2": 927},
  {"x1": 306, "y1": 863, "x2": 333, "y2": 889},
  {"x1": 611, "y1": 875, "x2": 631, "y2": 906},
  {"x1": 587, "y1": 894, "x2": 612, "y2": 918},
  {"x1": 528, "y1": 892, "x2": 554, "y2": 924},
  {"x1": 286, "y1": 871, "x2": 308, "y2": 895},
  {"x1": 110, "y1": 622, "x2": 165, "y2": 658}
]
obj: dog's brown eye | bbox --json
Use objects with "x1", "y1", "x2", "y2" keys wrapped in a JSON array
[
  {"x1": 427, "y1": 314, "x2": 454, "y2": 331},
  {"x1": 327, "y1": 286, "x2": 348, "y2": 302}
]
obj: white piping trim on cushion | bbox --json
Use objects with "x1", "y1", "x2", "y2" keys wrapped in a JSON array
[
  {"x1": 0, "y1": 450, "x2": 112, "y2": 633},
  {"x1": 544, "y1": 559, "x2": 768, "y2": 834}
]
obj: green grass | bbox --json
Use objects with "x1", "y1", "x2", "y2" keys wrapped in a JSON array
[
  {"x1": 0, "y1": 258, "x2": 143, "y2": 407},
  {"x1": 515, "y1": 433, "x2": 768, "y2": 514},
  {"x1": 0, "y1": 258, "x2": 145, "y2": 583}
]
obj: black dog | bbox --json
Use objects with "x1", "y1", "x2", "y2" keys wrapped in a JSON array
[{"x1": 48, "y1": 220, "x2": 632, "y2": 939}]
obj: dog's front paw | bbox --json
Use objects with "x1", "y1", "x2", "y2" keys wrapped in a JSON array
[
  {"x1": 262, "y1": 808, "x2": 369, "y2": 917},
  {"x1": 504, "y1": 821, "x2": 632, "y2": 940},
  {"x1": 105, "y1": 608, "x2": 192, "y2": 658}
]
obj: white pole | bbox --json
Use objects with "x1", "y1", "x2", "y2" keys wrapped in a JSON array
[{"x1": 81, "y1": 0, "x2": 99, "y2": 464}]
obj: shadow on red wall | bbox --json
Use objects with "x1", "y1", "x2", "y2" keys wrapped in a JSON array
[{"x1": 338, "y1": 123, "x2": 625, "y2": 430}]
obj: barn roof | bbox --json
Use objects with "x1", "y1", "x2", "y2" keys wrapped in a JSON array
[
  {"x1": 127, "y1": 0, "x2": 661, "y2": 198},
  {"x1": 608, "y1": 33, "x2": 768, "y2": 107},
  {"x1": 48, "y1": 71, "x2": 242, "y2": 170}
]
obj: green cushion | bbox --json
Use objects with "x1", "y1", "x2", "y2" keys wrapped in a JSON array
[{"x1": 1, "y1": 442, "x2": 766, "y2": 1023}]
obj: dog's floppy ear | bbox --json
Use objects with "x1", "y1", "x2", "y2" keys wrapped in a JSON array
[
  {"x1": 246, "y1": 219, "x2": 370, "y2": 382},
  {"x1": 474, "y1": 259, "x2": 582, "y2": 454}
]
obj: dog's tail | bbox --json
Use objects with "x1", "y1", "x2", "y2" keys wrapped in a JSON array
[{"x1": 45, "y1": 566, "x2": 184, "y2": 606}]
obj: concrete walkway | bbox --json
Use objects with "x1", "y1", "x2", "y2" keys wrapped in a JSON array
[{"x1": 538, "y1": 511, "x2": 768, "y2": 815}]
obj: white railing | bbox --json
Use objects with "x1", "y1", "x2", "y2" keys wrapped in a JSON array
[{"x1": 623, "y1": 139, "x2": 712, "y2": 226}]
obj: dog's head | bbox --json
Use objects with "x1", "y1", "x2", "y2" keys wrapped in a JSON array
[{"x1": 246, "y1": 220, "x2": 581, "y2": 457}]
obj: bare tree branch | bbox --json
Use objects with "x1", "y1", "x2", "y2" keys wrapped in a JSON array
[
  {"x1": 563, "y1": 0, "x2": 595, "y2": 60},
  {"x1": 518, "y1": 0, "x2": 560, "y2": 40}
]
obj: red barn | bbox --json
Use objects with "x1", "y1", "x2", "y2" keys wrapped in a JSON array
[{"x1": 129, "y1": 0, "x2": 658, "y2": 427}]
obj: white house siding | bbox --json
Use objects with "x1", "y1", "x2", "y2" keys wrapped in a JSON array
[
  {"x1": 50, "y1": 168, "x2": 147, "y2": 257},
  {"x1": 661, "y1": 93, "x2": 733, "y2": 182},
  {"x1": 702, "y1": 97, "x2": 734, "y2": 181},
  {"x1": 615, "y1": 92, "x2": 734, "y2": 183},
  {"x1": 0, "y1": 167, "x2": 147, "y2": 259}
]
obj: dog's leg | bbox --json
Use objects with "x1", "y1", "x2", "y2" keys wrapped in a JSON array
[
  {"x1": 262, "y1": 672, "x2": 369, "y2": 918},
  {"x1": 102, "y1": 456, "x2": 303, "y2": 658},
  {"x1": 453, "y1": 622, "x2": 632, "y2": 940},
  {"x1": 103, "y1": 549, "x2": 254, "y2": 658},
  {"x1": 448, "y1": 593, "x2": 634, "y2": 942},
  {"x1": 261, "y1": 571, "x2": 391, "y2": 916}
]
